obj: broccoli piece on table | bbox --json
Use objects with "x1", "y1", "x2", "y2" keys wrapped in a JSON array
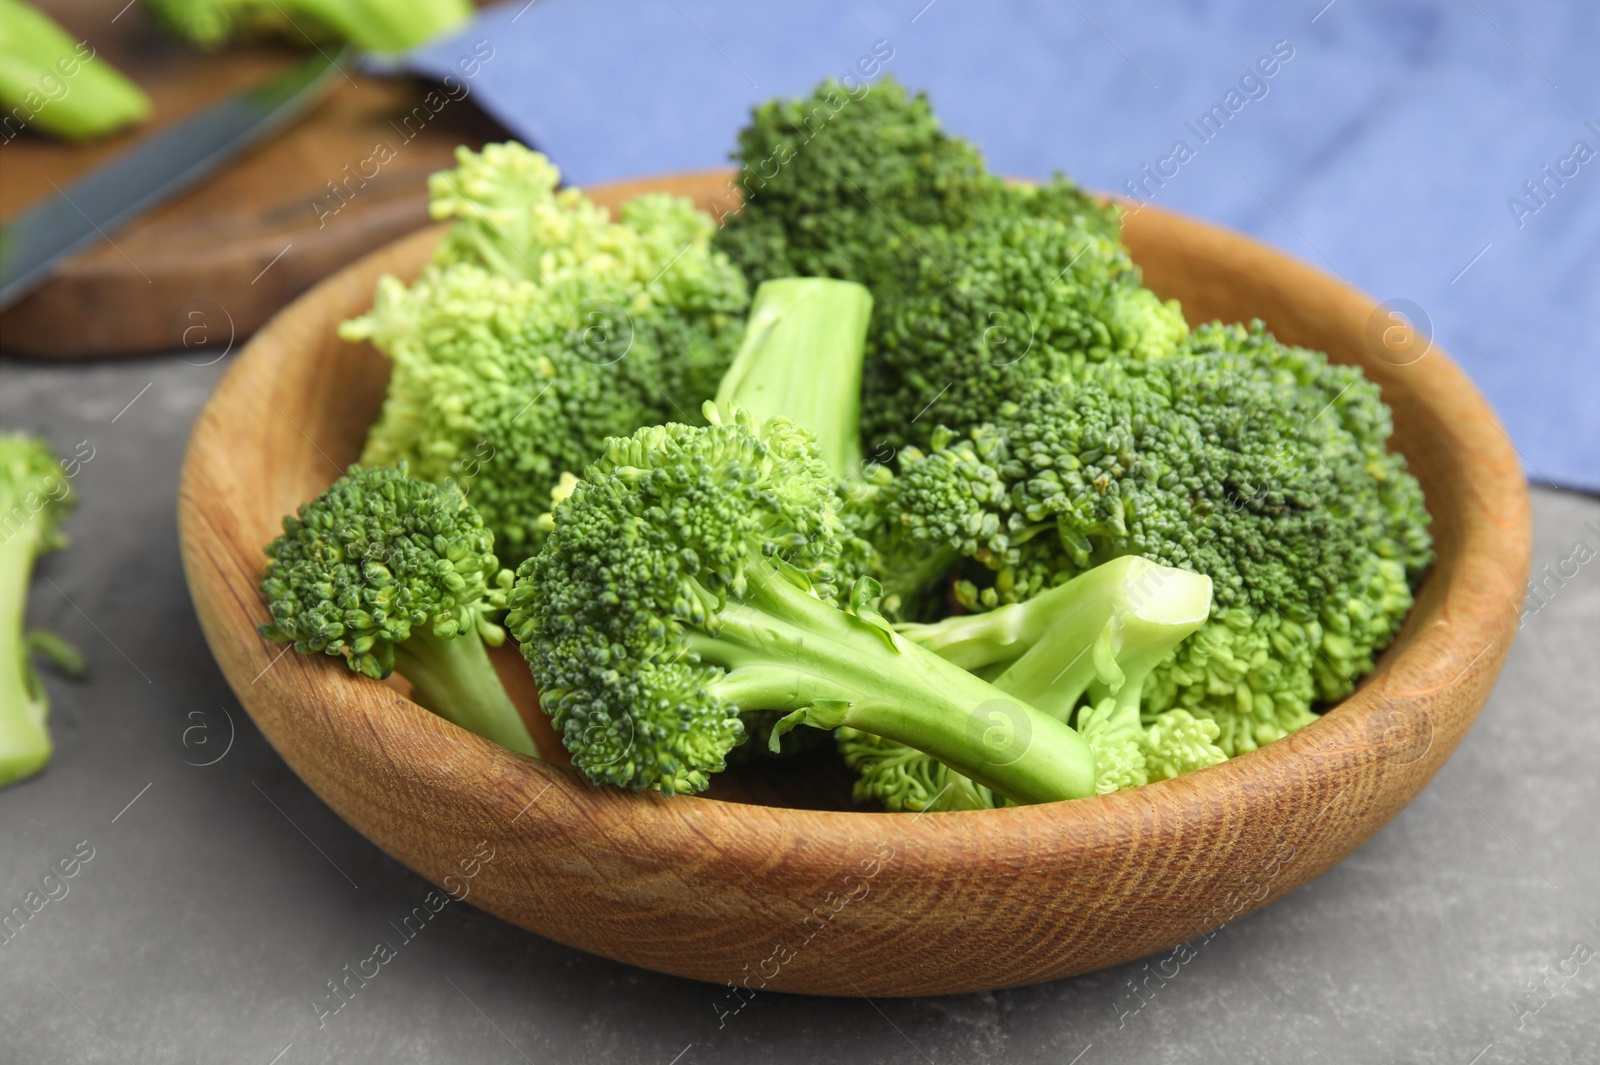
[
  {"x1": 259, "y1": 463, "x2": 537, "y2": 757},
  {"x1": 1, "y1": 433, "x2": 87, "y2": 787},
  {"x1": 146, "y1": 0, "x2": 472, "y2": 53},
  {"x1": 0, "y1": 0, "x2": 149, "y2": 141}
]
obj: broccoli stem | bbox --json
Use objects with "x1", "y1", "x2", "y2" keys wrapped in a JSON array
[
  {"x1": 0, "y1": 0, "x2": 151, "y2": 141},
  {"x1": 897, "y1": 556, "x2": 1212, "y2": 717},
  {"x1": 715, "y1": 277, "x2": 873, "y2": 480},
  {"x1": 0, "y1": 532, "x2": 51, "y2": 786},
  {"x1": 989, "y1": 558, "x2": 1214, "y2": 720},
  {"x1": 688, "y1": 565, "x2": 1098, "y2": 804},
  {"x1": 392, "y1": 627, "x2": 538, "y2": 758}
]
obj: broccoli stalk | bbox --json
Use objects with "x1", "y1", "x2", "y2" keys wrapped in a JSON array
[
  {"x1": 147, "y1": 0, "x2": 472, "y2": 53},
  {"x1": 699, "y1": 564, "x2": 1098, "y2": 804},
  {"x1": 903, "y1": 556, "x2": 1211, "y2": 711},
  {"x1": 386, "y1": 624, "x2": 532, "y2": 756},
  {"x1": 714, "y1": 276, "x2": 873, "y2": 479},
  {"x1": 507, "y1": 405, "x2": 1098, "y2": 803},
  {"x1": 1, "y1": 434, "x2": 86, "y2": 787},
  {"x1": 0, "y1": 0, "x2": 150, "y2": 141},
  {"x1": 259, "y1": 464, "x2": 538, "y2": 758},
  {"x1": 900, "y1": 556, "x2": 1222, "y2": 795},
  {"x1": 0, "y1": 526, "x2": 51, "y2": 785}
]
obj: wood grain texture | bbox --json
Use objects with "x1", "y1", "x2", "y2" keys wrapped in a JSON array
[
  {"x1": 177, "y1": 170, "x2": 1532, "y2": 997},
  {"x1": 0, "y1": 1, "x2": 502, "y2": 358}
]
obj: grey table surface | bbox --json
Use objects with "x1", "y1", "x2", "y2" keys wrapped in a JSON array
[{"x1": 1, "y1": 351, "x2": 1596, "y2": 1065}]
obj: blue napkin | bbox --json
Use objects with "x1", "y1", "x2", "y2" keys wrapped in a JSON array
[{"x1": 405, "y1": 0, "x2": 1600, "y2": 492}]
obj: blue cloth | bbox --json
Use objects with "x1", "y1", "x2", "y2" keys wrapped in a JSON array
[{"x1": 406, "y1": 0, "x2": 1600, "y2": 492}]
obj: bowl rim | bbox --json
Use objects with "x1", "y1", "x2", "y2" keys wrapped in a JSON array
[{"x1": 178, "y1": 168, "x2": 1532, "y2": 995}]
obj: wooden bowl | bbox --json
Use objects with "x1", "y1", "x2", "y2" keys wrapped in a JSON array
[{"x1": 178, "y1": 171, "x2": 1531, "y2": 997}]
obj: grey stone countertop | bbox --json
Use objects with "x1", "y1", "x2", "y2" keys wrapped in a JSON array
[{"x1": 1, "y1": 352, "x2": 1596, "y2": 1065}]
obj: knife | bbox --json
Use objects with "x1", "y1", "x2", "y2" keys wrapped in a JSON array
[{"x1": 0, "y1": 52, "x2": 343, "y2": 310}]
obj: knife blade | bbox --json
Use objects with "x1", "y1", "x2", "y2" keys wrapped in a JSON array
[{"x1": 0, "y1": 52, "x2": 343, "y2": 310}]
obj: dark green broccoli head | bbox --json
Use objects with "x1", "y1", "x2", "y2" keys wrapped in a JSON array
[
  {"x1": 861, "y1": 210, "x2": 1188, "y2": 452},
  {"x1": 259, "y1": 464, "x2": 512, "y2": 681},
  {"x1": 506, "y1": 407, "x2": 855, "y2": 794},
  {"x1": 870, "y1": 322, "x2": 1433, "y2": 755},
  {"x1": 716, "y1": 77, "x2": 995, "y2": 285},
  {"x1": 716, "y1": 76, "x2": 1120, "y2": 287}
]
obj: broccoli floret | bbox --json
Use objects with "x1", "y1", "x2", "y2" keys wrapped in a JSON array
[
  {"x1": 692, "y1": 277, "x2": 1220, "y2": 808},
  {"x1": 343, "y1": 144, "x2": 750, "y2": 557},
  {"x1": 1, "y1": 434, "x2": 87, "y2": 787},
  {"x1": 851, "y1": 556, "x2": 1221, "y2": 807},
  {"x1": 714, "y1": 76, "x2": 1174, "y2": 451},
  {"x1": 0, "y1": 1, "x2": 149, "y2": 141},
  {"x1": 874, "y1": 321, "x2": 1433, "y2": 757},
  {"x1": 861, "y1": 210, "x2": 1187, "y2": 450},
  {"x1": 717, "y1": 77, "x2": 1119, "y2": 286},
  {"x1": 505, "y1": 404, "x2": 1098, "y2": 803},
  {"x1": 146, "y1": 0, "x2": 472, "y2": 52},
  {"x1": 259, "y1": 464, "x2": 537, "y2": 757}
]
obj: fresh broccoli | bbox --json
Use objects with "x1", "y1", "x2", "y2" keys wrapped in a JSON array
[
  {"x1": 0, "y1": 0, "x2": 149, "y2": 141},
  {"x1": 859, "y1": 209, "x2": 1188, "y2": 451},
  {"x1": 343, "y1": 143, "x2": 749, "y2": 557},
  {"x1": 713, "y1": 276, "x2": 874, "y2": 479},
  {"x1": 1, "y1": 434, "x2": 87, "y2": 787},
  {"x1": 716, "y1": 81, "x2": 1431, "y2": 803},
  {"x1": 146, "y1": 0, "x2": 472, "y2": 53},
  {"x1": 872, "y1": 322, "x2": 1432, "y2": 758},
  {"x1": 847, "y1": 556, "x2": 1222, "y2": 808},
  {"x1": 713, "y1": 76, "x2": 1182, "y2": 451},
  {"x1": 258, "y1": 463, "x2": 537, "y2": 757},
  {"x1": 716, "y1": 76, "x2": 1119, "y2": 287},
  {"x1": 504, "y1": 404, "x2": 1098, "y2": 803},
  {"x1": 692, "y1": 277, "x2": 1222, "y2": 809}
]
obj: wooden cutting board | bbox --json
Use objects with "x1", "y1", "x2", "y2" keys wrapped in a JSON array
[{"x1": 0, "y1": 0, "x2": 505, "y2": 358}]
